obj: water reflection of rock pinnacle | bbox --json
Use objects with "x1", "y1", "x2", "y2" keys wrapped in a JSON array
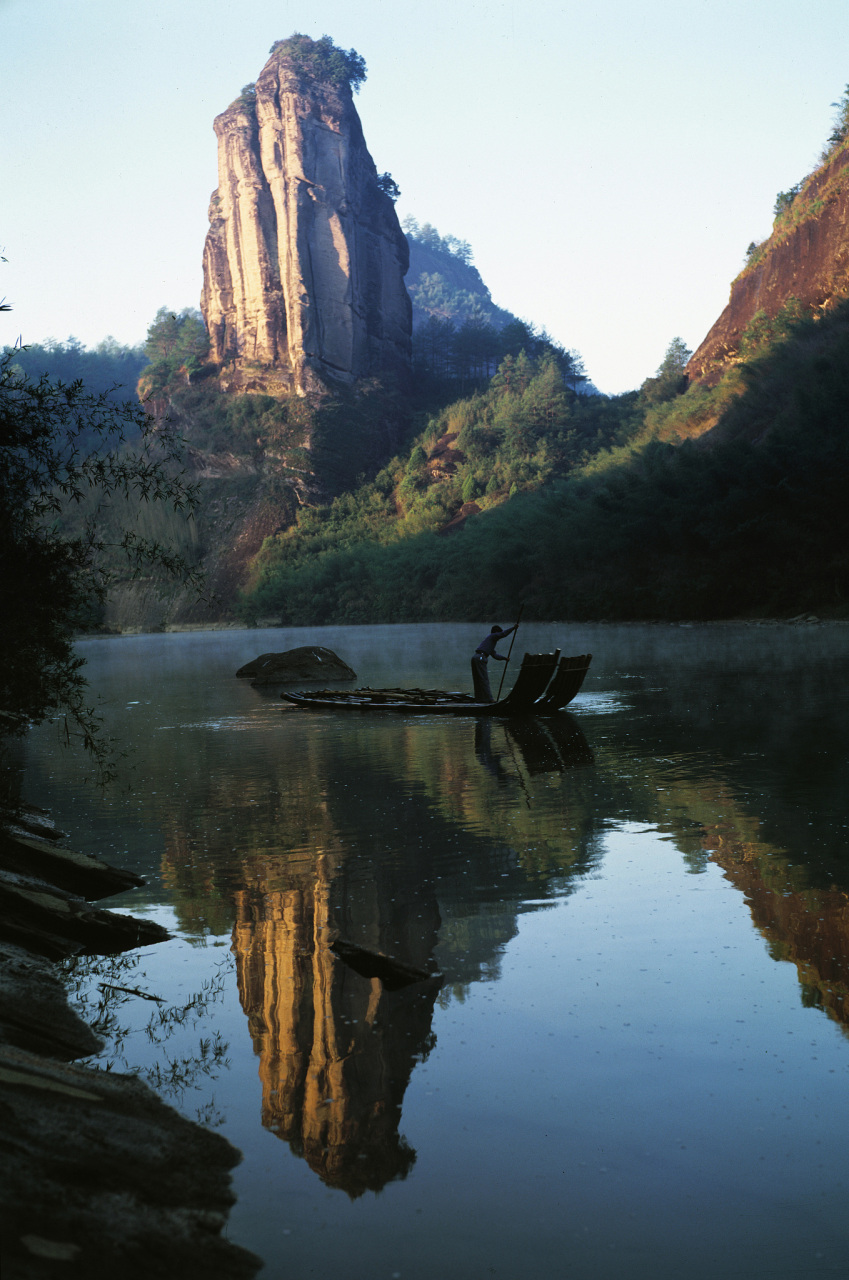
[{"x1": 231, "y1": 856, "x2": 441, "y2": 1196}]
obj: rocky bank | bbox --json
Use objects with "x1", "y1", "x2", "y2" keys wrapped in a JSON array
[{"x1": 0, "y1": 808, "x2": 260, "y2": 1279}]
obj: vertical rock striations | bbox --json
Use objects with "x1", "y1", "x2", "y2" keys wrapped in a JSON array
[
  {"x1": 231, "y1": 853, "x2": 441, "y2": 1197},
  {"x1": 201, "y1": 40, "x2": 411, "y2": 394}
]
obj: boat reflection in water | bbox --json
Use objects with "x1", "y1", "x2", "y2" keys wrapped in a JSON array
[
  {"x1": 229, "y1": 714, "x2": 594, "y2": 1195},
  {"x1": 23, "y1": 624, "x2": 849, "y2": 1275},
  {"x1": 475, "y1": 713, "x2": 595, "y2": 785}
]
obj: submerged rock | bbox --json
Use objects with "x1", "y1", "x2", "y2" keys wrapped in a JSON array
[
  {"x1": 0, "y1": 864, "x2": 170, "y2": 961},
  {"x1": 330, "y1": 936, "x2": 441, "y2": 992},
  {"x1": 235, "y1": 645, "x2": 356, "y2": 684},
  {"x1": 0, "y1": 828, "x2": 144, "y2": 901}
]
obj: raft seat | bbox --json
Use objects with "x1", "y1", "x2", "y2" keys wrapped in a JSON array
[
  {"x1": 496, "y1": 651, "x2": 561, "y2": 713},
  {"x1": 536, "y1": 653, "x2": 593, "y2": 711}
]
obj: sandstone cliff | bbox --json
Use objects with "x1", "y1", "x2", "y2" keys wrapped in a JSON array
[
  {"x1": 688, "y1": 143, "x2": 849, "y2": 383},
  {"x1": 201, "y1": 42, "x2": 411, "y2": 395}
]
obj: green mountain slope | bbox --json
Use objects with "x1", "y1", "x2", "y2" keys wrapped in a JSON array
[
  {"x1": 404, "y1": 220, "x2": 515, "y2": 330},
  {"x1": 241, "y1": 301, "x2": 849, "y2": 623}
]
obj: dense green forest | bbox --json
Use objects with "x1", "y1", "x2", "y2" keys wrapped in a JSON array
[
  {"x1": 404, "y1": 218, "x2": 515, "y2": 331},
  {"x1": 240, "y1": 300, "x2": 849, "y2": 624},
  {"x1": 1, "y1": 326, "x2": 204, "y2": 598},
  {"x1": 404, "y1": 219, "x2": 592, "y2": 393},
  {"x1": 4, "y1": 337, "x2": 146, "y2": 405}
]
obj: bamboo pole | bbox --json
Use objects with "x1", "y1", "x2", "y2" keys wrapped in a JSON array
[{"x1": 496, "y1": 604, "x2": 524, "y2": 701}]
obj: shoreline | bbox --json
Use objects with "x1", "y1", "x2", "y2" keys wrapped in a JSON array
[
  {"x1": 75, "y1": 613, "x2": 849, "y2": 640},
  {"x1": 0, "y1": 806, "x2": 260, "y2": 1279}
]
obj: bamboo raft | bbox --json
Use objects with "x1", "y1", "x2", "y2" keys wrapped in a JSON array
[{"x1": 281, "y1": 651, "x2": 592, "y2": 717}]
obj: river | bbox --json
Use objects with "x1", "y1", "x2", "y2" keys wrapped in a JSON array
[{"x1": 16, "y1": 621, "x2": 849, "y2": 1279}]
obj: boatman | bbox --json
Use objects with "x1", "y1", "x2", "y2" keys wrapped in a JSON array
[{"x1": 472, "y1": 623, "x2": 518, "y2": 703}]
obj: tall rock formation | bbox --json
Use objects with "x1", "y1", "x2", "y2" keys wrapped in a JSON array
[
  {"x1": 688, "y1": 144, "x2": 849, "y2": 383},
  {"x1": 201, "y1": 39, "x2": 411, "y2": 395}
]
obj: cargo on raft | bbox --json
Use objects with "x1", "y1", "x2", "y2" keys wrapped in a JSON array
[{"x1": 281, "y1": 651, "x2": 592, "y2": 716}]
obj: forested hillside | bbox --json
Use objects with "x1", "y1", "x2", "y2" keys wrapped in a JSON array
[
  {"x1": 689, "y1": 84, "x2": 849, "y2": 384},
  {"x1": 240, "y1": 301, "x2": 849, "y2": 624},
  {"x1": 4, "y1": 337, "x2": 146, "y2": 402},
  {"x1": 404, "y1": 219, "x2": 514, "y2": 330},
  {"x1": 10, "y1": 180, "x2": 848, "y2": 634},
  {"x1": 404, "y1": 220, "x2": 592, "y2": 394}
]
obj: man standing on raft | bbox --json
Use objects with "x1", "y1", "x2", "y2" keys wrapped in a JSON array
[{"x1": 472, "y1": 623, "x2": 519, "y2": 703}]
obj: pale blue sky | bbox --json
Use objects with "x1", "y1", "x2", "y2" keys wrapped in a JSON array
[{"x1": 2, "y1": 0, "x2": 847, "y2": 391}]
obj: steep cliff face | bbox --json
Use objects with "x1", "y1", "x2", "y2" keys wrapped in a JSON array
[
  {"x1": 688, "y1": 144, "x2": 849, "y2": 383},
  {"x1": 201, "y1": 48, "x2": 411, "y2": 394}
]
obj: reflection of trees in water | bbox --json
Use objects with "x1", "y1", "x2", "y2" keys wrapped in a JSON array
[
  {"x1": 694, "y1": 811, "x2": 849, "y2": 1034},
  {"x1": 152, "y1": 697, "x2": 849, "y2": 1191},
  {"x1": 637, "y1": 772, "x2": 849, "y2": 1035},
  {"x1": 231, "y1": 853, "x2": 441, "y2": 1196},
  {"x1": 220, "y1": 712, "x2": 607, "y2": 1194}
]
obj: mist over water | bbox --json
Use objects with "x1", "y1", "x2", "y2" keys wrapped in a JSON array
[{"x1": 20, "y1": 622, "x2": 849, "y2": 1279}]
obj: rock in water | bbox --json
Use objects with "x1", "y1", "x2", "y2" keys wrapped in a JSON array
[
  {"x1": 235, "y1": 645, "x2": 356, "y2": 684},
  {"x1": 201, "y1": 36, "x2": 412, "y2": 395}
]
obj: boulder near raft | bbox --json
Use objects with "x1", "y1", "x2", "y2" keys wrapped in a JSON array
[{"x1": 235, "y1": 646, "x2": 356, "y2": 685}]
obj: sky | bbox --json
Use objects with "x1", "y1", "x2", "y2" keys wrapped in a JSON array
[{"x1": 2, "y1": 0, "x2": 848, "y2": 394}]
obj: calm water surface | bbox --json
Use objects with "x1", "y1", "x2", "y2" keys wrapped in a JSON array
[{"x1": 17, "y1": 622, "x2": 849, "y2": 1279}]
